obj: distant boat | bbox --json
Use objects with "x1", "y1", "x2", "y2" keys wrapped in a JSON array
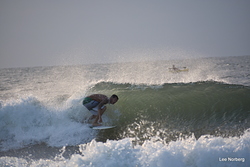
[{"x1": 169, "y1": 65, "x2": 189, "y2": 73}]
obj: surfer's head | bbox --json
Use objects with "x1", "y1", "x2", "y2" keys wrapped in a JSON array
[{"x1": 110, "y1": 94, "x2": 119, "y2": 104}]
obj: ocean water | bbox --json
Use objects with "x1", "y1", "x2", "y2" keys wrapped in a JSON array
[{"x1": 0, "y1": 55, "x2": 250, "y2": 167}]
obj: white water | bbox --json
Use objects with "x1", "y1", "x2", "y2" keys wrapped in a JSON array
[
  {"x1": 1, "y1": 131, "x2": 249, "y2": 166},
  {"x1": 0, "y1": 95, "x2": 98, "y2": 151}
]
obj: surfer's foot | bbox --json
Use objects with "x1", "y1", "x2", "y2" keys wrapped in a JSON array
[{"x1": 92, "y1": 122, "x2": 102, "y2": 127}]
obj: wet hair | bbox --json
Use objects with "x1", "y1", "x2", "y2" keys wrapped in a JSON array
[{"x1": 111, "y1": 94, "x2": 119, "y2": 100}]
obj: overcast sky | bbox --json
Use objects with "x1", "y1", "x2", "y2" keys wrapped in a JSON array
[{"x1": 0, "y1": 0, "x2": 250, "y2": 68}]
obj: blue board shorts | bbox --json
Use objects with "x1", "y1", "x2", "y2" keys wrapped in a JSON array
[{"x1": 83, "y1": 97, "x2": 105, "y2": 115}]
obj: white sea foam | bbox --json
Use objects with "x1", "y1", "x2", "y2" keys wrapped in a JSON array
[
  {"x1": 0, "y1": 130, "x2": 249, "y2": 167},
  {"x1": 0, "y1": 96, "x2": 96, "y2": 151}
]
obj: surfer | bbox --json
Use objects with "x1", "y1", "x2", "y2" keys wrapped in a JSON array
[
  {"x1": 82, "y1": 94, "x2": 119, "y2": 126},
  {"x1": 169, "y1": 65, "x2": 188, "y2": 73},
  {"x1": 172, "y1": 65, "x2": 179, "y2": 71}
]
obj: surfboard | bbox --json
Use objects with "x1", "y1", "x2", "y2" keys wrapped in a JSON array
[
  {"x1": 91, "y1": 125, "x2": 116, "y2": 130},
  {"x1": 169, "y1": 67, "x2": 189, "y2": 73}
]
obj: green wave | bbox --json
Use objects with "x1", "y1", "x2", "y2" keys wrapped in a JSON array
[{"x1": 88, "y1": 81, "x2": 250, "y2": 143}]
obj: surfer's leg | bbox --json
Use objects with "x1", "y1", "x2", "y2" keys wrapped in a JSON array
[
  {"x1": 83, "y1": 100, "x2": 100, "y2": 123},
  {"x1": 89, "y1": 115, "x2": 97, "y2": 120},
  {"x1": 93, "y1": 106, "x2": 107, "y2": 126},
  {"x1": 99, "y1": 106, "x2": 107, "y2": 116},
  {"x1": 85, "y1": 115, "x2": 96, "y2": 123}
]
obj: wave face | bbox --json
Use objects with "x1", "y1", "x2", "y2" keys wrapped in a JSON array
[{"x1": 89, "y1": 81, "x2": 250, "y2": 143}]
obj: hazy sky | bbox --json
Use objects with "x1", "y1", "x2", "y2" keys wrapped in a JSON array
[{"x1": 1, "y1": 0, "x2": 250, "y2": 68}]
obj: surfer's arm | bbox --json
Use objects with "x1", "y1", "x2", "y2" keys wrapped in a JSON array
[
  {"x1": 97, "y1": 99, "x2": 108, "y2": 122},
  {"x1": 98, "y1": 99, "x2": 108, "y2": 113},
  {"x1": 97, "y1": 99, "x2": 108, "y2": 109}
]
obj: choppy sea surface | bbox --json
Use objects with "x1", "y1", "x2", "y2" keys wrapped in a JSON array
[{"x1": 0, "y1": 55, "x2": 250, "y2": 167}]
